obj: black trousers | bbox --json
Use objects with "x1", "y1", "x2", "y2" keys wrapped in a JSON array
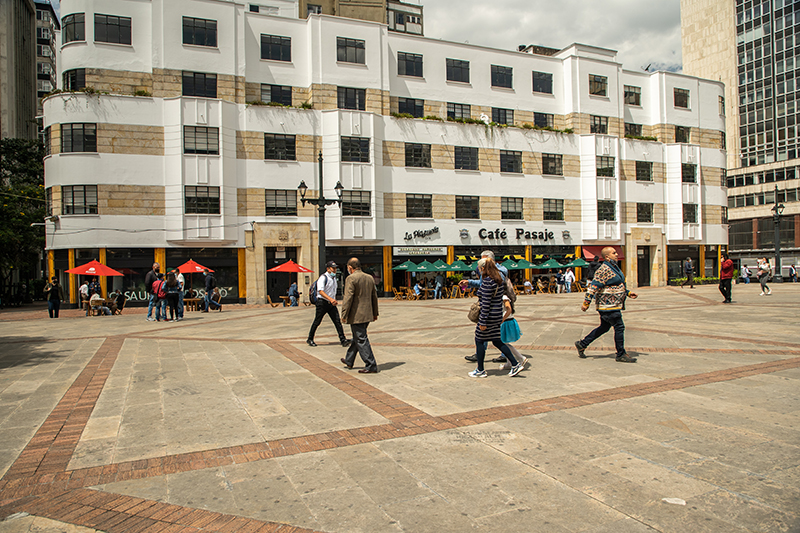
[
  {"x1": 580, "y1": 310, "x2": 626, "y2": 357},
  {"x1": 307, "y1": 300, "x2": 346, "y2": 342},
  {"x1": 344, "y1": 323, "x2": 377, "y2": 371},
  {"x1": 719, "y1": 278, "x2": 732, "y2": 302},
  {"x1": 681, "y1": 275, "x2": 694, "y2": 288},
  {"x1": 48, "y1": 299, "x2": 60, "y2": 318}
]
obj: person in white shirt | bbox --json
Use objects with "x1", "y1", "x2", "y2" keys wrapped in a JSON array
[
  {"x1": 80, "y1": 281, "x2": 90, "y2": 316},
  {"x1": 176, "y1": 270, "x2": 186, "y2": 320},
  {"x1": 564, "y1": 268, "x2": 576, "y2": 293},
  {"x1": 89, "y1": 291, "x2": 112, "y2": 316},
  {"x1": 306, "y1": 261, "x2": 351, "y2": 347},
  {"x1": 741, "y1": 265, "x2": 750, "y2": 284}
]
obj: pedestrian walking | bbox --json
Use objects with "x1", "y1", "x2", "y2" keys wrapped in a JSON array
[
  {"x1": 681, "y1": 257, "x2": 695, "y2": 288},
  {"x1": 789, "y1": 264, "x2": 797, "y2": 282},
  {"x1": 339, "y1": 257, "x2": 380, "y2": 373},
  {"x1": 719, "y1": 253, "x2": 734, "y2": 303},
  {"x1": 564, "y1": 268, "x2": 575, "y2": 293},
  {"x1": 468, "y1": 258, "x2": 524, "y2": 378},
  {"x1": 202, "y1": 269, "x2": 216, "y2": 312},
  {"x1": 556, "y1": 270, "x2": 566, "y2": 293},
  {"x1": 434, "y1": 273, "x2": 445, "y2": 299},
  {"x1": 288, "y1": 281, "x2": 299, "y2": 306},
  {"x1": 307, "y1": 261, "x2": 350, "y2": 347},
  {"x1": 165, "y1": 271, "x2": 181, "y2": 321},
  {"x1": 176, "y1": 269, "x2": 185, "y2": 320},
  {"x1": 498, "y1": 293, "x2": 527, "y2": 371},
  {"x1": 741, "y1": 265, "x2": 751, "y2": 284},
  {"x1": 757, "y1": 257, "x2": 772, "y2": 295},
  {"x1": 144, "y1": 262, "x2": 160, "y2": 321},
  {"x1": 43, "y1": 276, "x2": 64, "y2": 318},
  {"x1": 575, "y1": 247, "x2": 638, "y2": 363},
  {"x1": 587, "y1": 256, "x2": 601, "y2": 280},
  {"x1": 461, "y1": 250, "x2": 511, "y2": 364}
]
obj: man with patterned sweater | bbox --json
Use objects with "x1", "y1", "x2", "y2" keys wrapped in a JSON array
[{"x1": 574, "y1": 247, "x2": 638, "y2": 363}]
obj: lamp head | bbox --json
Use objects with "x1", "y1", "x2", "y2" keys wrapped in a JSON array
[
  {"x1": 334, "y1": 181, "x2": 344, "y2": 199},
  {"x1": 297, "y1": 180, "x2": 308, "y2": 199}
]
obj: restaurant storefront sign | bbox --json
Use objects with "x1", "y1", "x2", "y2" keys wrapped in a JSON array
[
  {"x1": 393, "y1": 246, "x2": 447, "y2": 256},
  {"x1": 479, "y1": 227, "x2": 556, "y2": 241}
]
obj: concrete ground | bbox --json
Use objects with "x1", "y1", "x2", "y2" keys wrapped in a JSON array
[{"x1": 0, "y1": 283, "x2": 798, "y2": 532}]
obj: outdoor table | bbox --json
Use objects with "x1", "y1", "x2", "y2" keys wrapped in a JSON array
[
  {"x1": 279, "y1": 296, "x2": 291, "y2": 307},
  {"x1": 185, "y1": 298, "x2": 201, "y2": 311},
  {"x1": 87, "y1": 298, "x2": 107, "y2": 317}
]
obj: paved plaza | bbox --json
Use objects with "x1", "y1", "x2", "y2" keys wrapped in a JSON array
[{"x1": 0, "y1": 284, "x2": 798, "y2": 532}]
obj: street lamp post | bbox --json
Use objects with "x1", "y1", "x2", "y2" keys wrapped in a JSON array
[
  {"x1": 298, "y1": 151, "x2": 344, "y2": 274},
  {"x1": 771, "y1": 185, "x2": 785, "y2": 283}
]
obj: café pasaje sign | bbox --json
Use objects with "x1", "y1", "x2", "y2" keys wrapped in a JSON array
[{"x1": 479, "y1": 227, "x2": 556, "y2": 241}]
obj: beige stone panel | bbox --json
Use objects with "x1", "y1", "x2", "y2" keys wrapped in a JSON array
[
  {"x1": 564, "y1": 199, "x2": 582, "y2": 222},
  {"x1": 382, "y1": 140, "x2": 406, "y2": 167},
  {"x1": 383, "y1": 192, "x2": 406, "y2": 219},
  {"x1": 310, "y1": 83, "x2": 338, "y2": 110},
  {"x1": 653, "y1": 203, "x2": 667, "y2": 225},
  {"x1": 565, "y1": 113, "x2": 590, "y2": 135},
  {"x1": 620, "y1": 202, "x2": 635, "y2": 225},
  {"x1": 97, "y1": 185, "x2": 165, "y2": 216},
  {"x1": 527, "y1": 197, "x2": 543, "y2": 221},
  {"x1": 515, "y1": 109, "x2": 533, "y2": 126},
  {"x1": 562, "y1": 154, "x2": 580, "y2": 177},
  {"x1": 473, "y1": 105, "x2": 492, "y2": 121},
  {"x1": 365, "y1": 88, "x2": 390, "y2": 115},
  {"x1": 620, "y1": 160, "x2": 635, "y2": 181},
  {"x1": 701, "y1": 166, "x2": 723, "y2": 187},
  {"x1": 245, "y1": 82, "x2": 261, "y2": 103},
  {"x1": 553, "y1": 114, "x2": 568, "y2": 131},
  {"x1": 152, "y1": 68, "x2": 182, "y2": 98},
  {"x1": 293, "y1": 86, "x2": 311, "y2": 107},
  {"x1": 431, "y1": 144, "x2": 450, "y2": 170},
  {"x1": 653, "y1": 162, "x2": 666, "y2": 183},
  {"x1": 296, "y1": 135, "x2": 321, "y2": 162},
  {"x1": 49, "y1": 124, "x2": 61, "y2": 155},
  {"x1": 703, "y1": 205, "x2": 722, "y2": 225},
  {"x1": 237, "y1": 131, "x2": 261, "y2": 160},
  {"x1": 432, "y1": 194, "x2": 453, "y2": 219},
  {"x1": 85, "y1": 68, "x2": 154, "y2": 95},
  {"x1": 237, "y1": 188, "x2": 248, "y2": 216},
  {"x1": 481, "y1": 196, "x2": 501, "y2": 220},
  {"x1": 424, "y1": 100, "x2": 446, "y2": 118},
  {"x1": 51, "y1": 186, "x2": 62, "y2": 215},
  {"x1": 522, "y1": 151, "x2": 540, "y2": 175},
  {"x1": 478, "y1": 147, "x2": 499, "y2": 173},
  {"x1": 608, "y1": 117, "x2": 623, "y2": 138},
  {"x1": 96, "y1": 124, "x2": 164, "y2": 156},
  {"x1": 216, "y1": 74, "x2": 245, "y2": 104}
]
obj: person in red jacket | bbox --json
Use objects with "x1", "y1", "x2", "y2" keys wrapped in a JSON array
[{"x1": 719, "y1": 253, "x2": 734, "y2": 303}]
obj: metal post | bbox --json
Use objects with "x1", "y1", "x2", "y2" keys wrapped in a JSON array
[
  {"x1": 772, "y1": 185, "x2": 784, "y2": 282},
  {"x1": 317, "y1": 152, "x2": 326, "y2": 274}
]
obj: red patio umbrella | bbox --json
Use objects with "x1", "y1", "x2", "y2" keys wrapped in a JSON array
[
  {"x1": 266, "y1": 260, "x2": 313, "y2": 273},
  {"x1": 176, "y1": 259, "x2": 214, "y2": 273},
  {"x1": 66, "y1": 260, "x2": 123, "y2": 277}
]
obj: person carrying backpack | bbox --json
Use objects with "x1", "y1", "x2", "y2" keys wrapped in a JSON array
[
  {"x1": 306, "y1": 261, "x2": 350, "y2": 347},
  {"x1": 202, "y1": 269, "x2": 216, "y2": 312},
  {"x1": 152, "y1": 273, "x2": 168, "y2": 321}
]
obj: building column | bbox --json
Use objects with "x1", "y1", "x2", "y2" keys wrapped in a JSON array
[
  {"x1": 794, "y1": 214, "x2": 800, "y2": 248},
  {"x1": 752, "y1": 219, "x2": 759, "y2": 249},
  {"x1": 154, "y1": 248, "x2": 166, "y2": 270},
  {"x1": 717, "y1": 245, "x2": 722, "y2": 277},
  {"x1": 383, "y1": 246, "x2": 393, "y2": 296},
  {"x1": 238, "y1": 248, "x2": 247, "y2": 301},
  {"x1": 574, "y1": 245, "x2": 582, "y2": 281},
  {"x1": 68, "y1": 249, "x2": 77, "y2": 304},
  {"x1": 98, "y1": 248, "x2": 107, "y2": 298},
  {"x1": 524, "y1": 245, "x2": 532, "y2": 281},
  {"x1": 698, "y1": 245, "x2": 706, "y2": 278},
  {"x1": 446, "y1": 246, "x2": 454, "y2": 278},
  {"x1": 47, "y1": 250, "x2": 55, "y2": 280},
  {"x1": 662, "y1": 244, "x2": 668, "y2": 286}
]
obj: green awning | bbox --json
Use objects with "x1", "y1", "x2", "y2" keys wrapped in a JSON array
[
  {"x1": 407, "y1": 260, "x2": 437, "y2": 272},
  {"x1": 532, "y1": 258, "x2": 564, "y2": 269},
  {"x1": 501, "y1": 258, "x2": 534, "y2": 270},
  {"x1": 562, "y1": 258, "x2": 589, "y2": 268},
  {"x1": 432, "y1": 259, "x2": 451, "y2": 270},
  {"x1": 392, "y1": 260, "x2": 417, "y2": 270},
  {"x1": 447, "y1": 260, "x2": 474, "y2": 272}
]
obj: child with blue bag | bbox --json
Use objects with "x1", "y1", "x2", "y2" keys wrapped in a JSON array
[{"x1": 499, "y1": 294, "x2": 527, "y2": 370}]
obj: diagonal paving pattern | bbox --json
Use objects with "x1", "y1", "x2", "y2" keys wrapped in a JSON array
[{"x1": 0, "y1": 285, "x2": 799, "y2": 532}]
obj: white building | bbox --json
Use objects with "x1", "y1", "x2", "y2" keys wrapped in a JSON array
[{"x1": 44, "y1": 0, "x2": 727, "y2": 304}]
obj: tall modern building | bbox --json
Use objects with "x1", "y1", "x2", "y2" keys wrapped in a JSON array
[
  {"x1": 34, "y1": 0, "x2": 59, "y2": 114},
  {"x1": 682, "y1": 0, "x2": 800, "y2": 273},
  {"x1": 0, "y1": 0, "x2": 36, "y2": 139}
]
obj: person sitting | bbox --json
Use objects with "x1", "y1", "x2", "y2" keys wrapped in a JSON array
[
  {"x1": 523, "y1": 280, "x2": 533, "y2": 294},
  {"x1": 89, "y1": 291, "x2": 112, "y2": 316},
  {"x1": 287, "y1": 281, "x2": 299, "y2": 307},
  {"x1": 207, "y1": 287, "x2": 222, "y2": 311},
  {"x1": 413, "y1": 280, "x2": 424, "y2": 297}
]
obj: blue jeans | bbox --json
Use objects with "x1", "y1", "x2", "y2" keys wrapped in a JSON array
[
  {"x1": 434, "y1": 285, "x2": 443, "y2": 299},
  {"x1": 48, "y1": 299, "x2": 60, "y2": 318},
  {"x1": 178, "y1": 290, "x2": 184, "y2": 318},
  {"x1": 290, "y1": 296, "x2": 298, "y2": 306},
  {"x1": 475, "y1": 338, "x2": 517, "y2": 372},
  {"x1": 147, "y1": 293, "x2": 157, "y2": 318},
  {"x1": 155, "y1": 299, "x2": 166, "y2": 320},
  {"x1": 565, "y1": 281, "x2": 572, "y2": 293},
  {"x1": 744, "y1": 277, "x2": 750, "y2": 284},
  {"x1": 204, "y1": 292, "x2": 212, "y2": 311},
  {"x1": 580, "y1": 310, "x2": 626, "y2": 357}
]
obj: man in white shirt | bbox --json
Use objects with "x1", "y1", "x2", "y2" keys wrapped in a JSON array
[
  {"x1": 176, "y1": 270, "x2": 186, "y2": 320},
  {"x1": 89, "y1": 291, "x2": 112, "y2": 316},
  {"x1": 307, "y1": 261, "x2": 351, "y2": 347},
  {"x1": 80, "y1": 281, "x2": 90, "y2": 316}
]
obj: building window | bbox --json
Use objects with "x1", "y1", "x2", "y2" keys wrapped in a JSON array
[
  {"x1": 62, "y1": 185, "x2": 98, "y2": 215},
  {"x1": 184, "y1": 126, "x2": 219, "y2": 155},
  {"x1": 405, "y1": 143, "x2": 431, "y2": 167},
  {"x1": 501, "y1": 197, "x2": 523, "y2": 220},
  {"x1": 674, "y1": 88, "x2": 690, "y2": 108},
  {"x1": 337, "y1": 87, "x2": 366, "y2": 110},
  {"x1": 675, "y1": 126, "x2": 691, "y2": 143},
  {"x1": 542, "y1": 153, "x2": 563, "y2": 175},
  {"x1": 682, "y1": 163, "x2": 697, "y2": 183},
  {"x1": 307, "y1": 4, "x2": 322, "y2": 15},
  {"x1": 532, "y1": 71, "x2": 553, "y2": 94},
  {"x1": 721, "y1": 206, "x2": 728, "y2": 225},
  {"x1": 624, "y1": 85, "x2": 641, "y2": 105},
  {"x1": 61, "y1": 123, "x2": 97, "y2": 153},
  {"x1": 37, "y1": 45, "x2": 53, "y2": 57},
  {"x1": 683, "y1": 203, "x2": 698, "y2": 223},
  {"x1": 492, "y1": 107, "x2": 514, "y2": 125},
  {"x1": 446, "y1": 58, "x2": 470, "y2": 83},
  {"x1": 406, "y1": 194, "x2": 432, "y2": 218},
  {"x1": 264, "y1": 134, "x2": 296, "y2": 160},
  {"x1": 500, "y1": 150, "x2": 522, "y2": 173},
  {"x1": 182, "y1": 17, "x2": 217, "y2": 47},
  {"x1": 729, "y1": 220, "x2": 753, "y2": 250},
  {"x1": 37, "y1": 27, "x2": 51, "y2": 40},
  {"x1": 45, "y1": 187, "x2": 52, "y2": 215},
  {"x1": 589, "y1": 74, "x2": 607, "y2": 96},
  {"x1": 260, "y1": 34, "x2": 291, "y2": 61},
  {"x1": 454, "y1": 146, "x2": 478, "y2": 170},
  {"x1": 342, "y1": 191, "x2": 371, "y2": 216},
  {"x1": 63, "y1": 69, "x2": 85, "y2": 91},
  {"x1": 624, "y1": 123, "x2": 642, "y2": 137},
  {"x1": 261, "y1": 84, "x2": 292, "y2": 106},
  {"x1": 543, "y1": 199, "x2": 564, "y2": 221},
  {"x1": 182, "y1": 71, "x2": 216, "y2": 98},
  {"x1": 37, "y1": 62, "x2": 52, "y2": 75},
  {"x1": 636, "y1": 161, "x2": 653, "y2": 181},
  {"x1": 720, "y1": 132, "x2": 726, "y2": 150},
  {"x1": 719, "y1": 95, "x2": 725, "y2": 115},
  {"x1": 265, "y1": 189, "x2": 297, "y2": 216},
  {"x1": 455, "y1": 196, "x2": 480, "y2": 219},
  {"x1": 533, "y1": 112, "x2": 554, "y2": 128},
  {"x1": 397, "y1": 52, "x2": 423, "y2": 77},
  {"x1": 398, "y1": 97, "x2": 424, "y2": 117},
  {"x1": 637, "y1": 203, "x2": 653, "y2": 223},
  {"x1": 447, "y1": 102, "x2": 470, "y2": 120},
  {"x1": 341, "y1": 136, "x2": 370, "y2": 162},
  {"x1": 597, "y1": 200, "x2": 616, "y2": 221},
  {"x1": 596, "y1": 156, "x2": 614, "y2": 177},
  {"x1": 491, "y1": 65, "x2": 513, "y2": 88},
  {"x1": 62, "y1": 13, "x2": 85, "y2": 43},
  {"x1": 185, "y1": 186, "x2": 220, "y2": 214},
  {"x1": 337, "y1": 37, "x2": 365, "y2": 64},
  {"x1": 94, "y1": 14, "x2": 131, "y2": 45},
  {"x1": 590, "y1": 115, "x2": 608, "y2": 134},
  {"x1": 43, "y1": 126, "x2": 51, "y2": 156}
]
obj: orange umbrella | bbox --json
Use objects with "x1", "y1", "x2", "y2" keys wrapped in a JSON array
[
  {"x1": 266, "y1": 260, "x2": 313, "y2": 273},
  {"x1": 176, "y1": 260, "x2": 214, "y2": 273},
  {"x1": 66, "y1": 260, "x2": 123, "y2": 277}
]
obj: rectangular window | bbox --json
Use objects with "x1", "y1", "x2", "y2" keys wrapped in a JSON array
[
  {"x1": 264, "y1": 134, "x2": 296, "y2": 160},
  {"x1": 337, "y1": 37, "x2": 365, "y2": 64},
  {"x1": 543, "y1": 198, "x2": 564, "y2": 221},
  {"x1": 455, "y1": 196, "x2": 480, "y2": 219},
  {"x1": 406, "y1": 194, "x2": 432, "y2": 218},
  {"x1": 542, "y1": 153, "x2": 563, "y2": 175},
  {"x1": 597, "y1": 200, "x2": 616, "y2": 221},
  {"x1": 624, "y1": 123, "x2": 642, "y2": 137},
  {"x1": 405, "y1": 143, "x2": 431, "y2": 167},
  {"x1": 62, "y1": 185, "x2": 98, "y2": 215},
  {"x1": 397, "y1": 51, "x2": 423, "y2": 77},
  {"x1": 94, "y1": 14, "x2": 131, "y2": 45},
  {"x1": 720, "y1": 131, "x2": 726, "y2": 150},
  {"x1": 342, "y1": 191, "x2": 371, "y2": 216},
  {"x1": 61, "y1": 123, "x2": 97, "y2": 153},
  {"x1": 398, "y1": 97, "x2": 424, "y2": 117},
  {"x1": 261, "y1": 84, "x2": 292, "y2": 106},
  {"x1": 454, "y1": 146, "x2": 478, "y2": 170},
  {"x1": 447, "y1": 102, "x2": 470, "y2": 120},
  {"x1": 682, "y1": 163, "x2": 697, "y2": 183},
  {"x1": 182, "y1": 17, "x2": 217, "y2": 47},
  {"x1": 719, "y1": 95, "x2": 725, "y2": 115},
  {"x1": 183, "y1": 126, "x2": 219, "y2": 155},
  {"x1": 683, "y1": 203, "x2": 698, "y2": 223},
  {"x1": 265, "y1": 189, "x2": 297, "y2": 216},
  {"x1": 261, "y1": 34, "x2": 291, "y2": 61},
  {"x1": 590, "y1": 115, "x2": 608, "y2": 134},
  {"x1": 37, "y1": 27, "x2": 51, "y2": 40},
  {"x1": 492, "y1": 107, "x2": 514, "y2": 125},
  {"x1": 500, "y1": 150, "x2": 522, "y2": 173},
  {"x1": 62, "y1": 13, "x2": 85, "y2": 43},
  {"x1": 501, "y1": 197, "x2": 523, "y2": 220},
  {"x1": 637, "y1": 203, "x2": 653, "y2": 223},
  {"x1": 446, "y1": 58, "x2": 470, "y2": 83},
  {"x1": 45, "y1": 187, "x2": 52, "y2": 216},
  {"x1": 532, "y1": 71, "x2": 553, "y2": 94},
  {"x1": 533, "y1": 112, "x2": 554, "y2": 128},
  {"x1": 636, "y1": 161, "x2": 653, "y2": 181},
  {"x1": 337, "y1": 86, "x2": 366, "y2": 110},
  {"x1": 596, "y1": 156, "x2": 615, "y2": 177},
  {"x1": 674, "y1": 88, "x2": 690, "y2": 108},
  {"x1": 624, "y1": 85, "x2": 641, "y2": 105},
  {"x1": 185, "y1": 186, "x2": 220, "y2": 214},
  {"x1": 43, "y1": 126, "x2": 51, "y2": 156},
  {"x1": 307, "y1": 4, "x2": 322, "y2": 15},
  {"x1": 182, "y1": 71, "x2": 217, "y2": 98},
  {"x1": 341, "y1": 136, "x2": 370, "y2": 162},
  {"x1": 675, "y1": 126, "x2": 691, "y2": 143},
  {"x1": 491, "y1": 65, "x2": 513, "y2": 88},
  {"x1": 63, "y1": 69, "x2": 85, "y2": 91},
  {"x1": 589, "y1": 74, "x2": 607, "y2": 96}
]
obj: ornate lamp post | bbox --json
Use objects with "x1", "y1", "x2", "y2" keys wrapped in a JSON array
[
  {"x1": 298, "y1": 151, "x2": 344, "y2": 274},
  {"x1": 771, "y1": 185, "x2": 785, "y2": 282}
]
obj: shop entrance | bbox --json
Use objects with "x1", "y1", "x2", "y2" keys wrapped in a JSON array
[
  {"x1": 637, "y1": 246, "x2": 651, "y2": 287},
  {"x1": 265, "y1": 247, "x2": 298, "y2": 303}
]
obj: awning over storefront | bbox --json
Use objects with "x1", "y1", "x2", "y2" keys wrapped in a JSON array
[{"x1": 582, "y1": 245, "x2": 625, "y2": 260}]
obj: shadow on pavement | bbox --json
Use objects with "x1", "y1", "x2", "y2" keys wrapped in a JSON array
[
  {"x1": 0, "y1": 337, "x2": 69, "y2": 370},
  {"x1": 378, "y1": 361, "x2": 405, "y2": 372}
]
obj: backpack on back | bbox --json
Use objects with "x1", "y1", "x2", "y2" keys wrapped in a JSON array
[
  {"x1": 309, "y1": 276, "x2": 321, "y2": 304},
  {"x1": 504, "y1": 277, "x2": 517, "y2": 305},
  {"x1": 154, "y1": 280, "x2": 167, "y2": 299}
]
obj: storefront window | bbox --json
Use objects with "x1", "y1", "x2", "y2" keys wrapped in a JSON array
[
  {"x1": 166, "y1": 248, "x2": 240, "y2": 300},
  {"x1": 106, "y1": 248, "x2": 156, "y2": 301}
]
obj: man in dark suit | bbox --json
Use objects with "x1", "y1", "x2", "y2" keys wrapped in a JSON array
[{"x1": 340, "y1": 257, "x2": 380, "y2": 374}]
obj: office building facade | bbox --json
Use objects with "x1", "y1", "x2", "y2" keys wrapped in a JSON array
[{"x1": 0, "y1": 0, "x2": 36, "y2": 139}]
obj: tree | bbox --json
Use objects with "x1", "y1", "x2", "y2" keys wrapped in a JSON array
[{"x1": 0, "y1": 138, "x2": 46, "y2": 291}]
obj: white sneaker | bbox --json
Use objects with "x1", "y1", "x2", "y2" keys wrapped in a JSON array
[
  {"x1": 518, "y1": 355, "x2": 528, "y2": 368},
  {"x1": 767, "y1": 290, "x2": 772, "y2": 295},
  {"x1": 500, "y1": 361, "x2": 512, "y2": 370},
  {"x1": 760, "y1": 292, "x2": 765, "y2": 296},
  {"x1": 508, "y1": 364, "x2": 524, "y2": 377},
  {"x1": 468, "y1": 369, "x2": 488, "y2": 378}
]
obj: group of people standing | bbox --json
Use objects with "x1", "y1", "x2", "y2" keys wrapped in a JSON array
[{"x1": 143, "y1": 263, "x2": 221, "y2": 322}]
